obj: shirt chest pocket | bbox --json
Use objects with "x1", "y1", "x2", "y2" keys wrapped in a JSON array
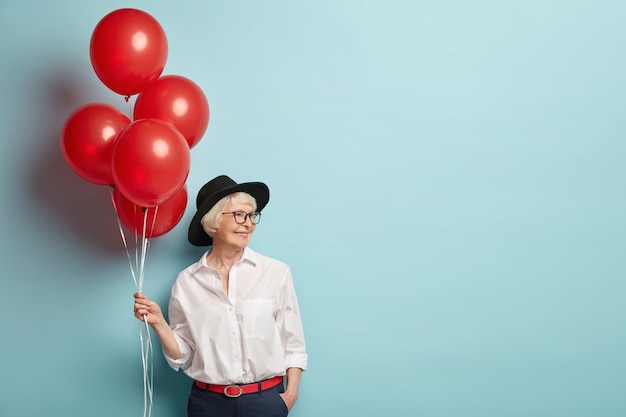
[{"x1": 242, "y1": 299, "x2": 274, "y2": 340}]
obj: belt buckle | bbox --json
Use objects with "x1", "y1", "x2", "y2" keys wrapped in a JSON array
[{"x1": 224, "y1": 385, "x2": 243, "y2": 398}]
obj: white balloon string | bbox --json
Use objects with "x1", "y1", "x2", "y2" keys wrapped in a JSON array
[
  {"x1": 109, "y1": 186, "x2": 138, "y2": 288},
  {"x1": 139, "y1": 209, "x2": 154, "y2": 417},
  {"x1": 140, "y1": 315, "x2": 154, "y2": 417},
  {"x1": 134, "y1": 206, "x2": 141, "y2": 288},
  {"x1": 150, "y1": 206, "x2": 159, "y2": 238},
  {"x1": 125, "y1": 95, "x2": 134, "y2": 119},
  {"x1": 109, "y1": 187, "x2": 154, "y2": 417},
  {"x1": 137, "y1": 209, "x2": 151, "y2": 292}
]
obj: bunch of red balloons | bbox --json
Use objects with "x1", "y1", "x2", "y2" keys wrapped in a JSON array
[{"x1": 61, "y1": 8, "x2": 209, "y2": 238}]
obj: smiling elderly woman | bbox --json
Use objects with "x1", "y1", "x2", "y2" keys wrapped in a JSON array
[
  {"x1": 133, "y1": 175, "x2": 308, "y2": 417},
  {"x1": 201, "y1": 191, "x2": 260, "y2": 252}
]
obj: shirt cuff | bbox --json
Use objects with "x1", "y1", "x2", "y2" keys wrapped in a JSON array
[{"x1": 285, "y1": 353, "x2": 308, "y2": 371}]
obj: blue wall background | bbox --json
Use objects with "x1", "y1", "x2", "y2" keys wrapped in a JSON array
[{"x1": 1, "y1": 1, "x2": 625, "y2": 416}]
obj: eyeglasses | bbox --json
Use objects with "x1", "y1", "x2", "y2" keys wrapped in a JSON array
[{"x1": 222, "y1": 211, "x2": 262, "y2": 225}]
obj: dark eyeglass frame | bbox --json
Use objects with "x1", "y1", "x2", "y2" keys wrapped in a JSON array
[{"x1": 221, "y1": 211, "x2": 262, "y2": 225}]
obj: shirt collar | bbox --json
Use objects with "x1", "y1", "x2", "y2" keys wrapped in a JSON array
[
  {"x1": 241, "y1": 246, "x2": 258, "y2": 265},
  {"x1": 190, "y1": 246, "x2": 258, "y2": 273}
]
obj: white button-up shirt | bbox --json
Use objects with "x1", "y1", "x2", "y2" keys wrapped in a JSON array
[{"x1": 164, "y1": 247, "x2": 308, "y2": 385}]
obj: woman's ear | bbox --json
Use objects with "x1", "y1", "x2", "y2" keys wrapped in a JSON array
[{"x1": 205, "y1": 225, "x2": 217, "y2": 237}]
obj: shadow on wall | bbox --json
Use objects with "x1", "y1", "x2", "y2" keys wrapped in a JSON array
[{"x1": 25, "y1": 58, "x2": 127, "y2": 254}]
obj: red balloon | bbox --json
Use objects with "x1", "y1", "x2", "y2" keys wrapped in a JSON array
[
  {"x1": 111, "y1": 118, "x2": 190, "y2": 207},
  {"x1": 61, "y1": 103, "x2": 131, "y2": 185},
  {"x1": 134, "y1": 75, "x2": 210, "y2": 148},
  {"x1": 90, "y1": 8, "x2": 168, "y2": 96},
  {"x1": 113, "y1": 184, "x2": 188, "y2": 238}
]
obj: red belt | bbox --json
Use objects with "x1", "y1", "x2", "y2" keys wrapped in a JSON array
[{"x1": 195, "y1": 375, "x2": 283, "y2": 398}]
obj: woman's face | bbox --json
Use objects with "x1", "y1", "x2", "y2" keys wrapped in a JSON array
[{"x1": 210, "y1": 200, "x2": 256, "y2": 249}]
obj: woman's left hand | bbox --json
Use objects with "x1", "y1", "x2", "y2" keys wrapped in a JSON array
[{"x1": 279, "y1": 391, "x2": 297, "y2": 412}]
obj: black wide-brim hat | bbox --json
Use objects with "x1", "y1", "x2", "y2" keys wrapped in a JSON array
[{"x1": 188, "y1": 175, "x2": 270, "y2": 246}]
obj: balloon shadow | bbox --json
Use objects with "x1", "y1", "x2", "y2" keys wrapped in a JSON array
[{"x1": 24, "y1": 57, "x2": 130, "y2": 253}]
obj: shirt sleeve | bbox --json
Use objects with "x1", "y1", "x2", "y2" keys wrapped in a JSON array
[
  {"x1": 164, "y1": 283, "x2": 195, "y2": 371},
  {"x1": 277, "y1": 266, "x2": 308, "y2": 371}
]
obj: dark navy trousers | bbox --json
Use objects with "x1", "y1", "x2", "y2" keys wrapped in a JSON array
[{"x1": 188, "y1": 381, "x2": 289, "y2": 417}]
